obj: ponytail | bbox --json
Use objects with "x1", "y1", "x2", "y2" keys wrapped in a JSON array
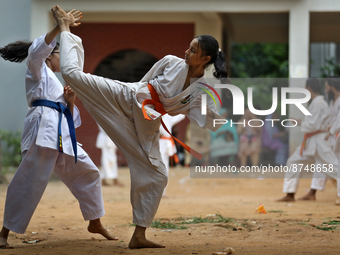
[
  {"x1": 213, "y1": 50, "x2": 228, "y2": 80},
  {"x1": 0, "y1": 41, "x2": 32, "y2": 63}
]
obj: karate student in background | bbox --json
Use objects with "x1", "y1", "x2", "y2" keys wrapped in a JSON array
[
  {"x1": 52, "y1": 5, "x2": 227, "y2": 249},
  {"x1": 299, "y1": 77, "x2": 340, "y2": 201},
  {"x1": 237, "y1": 108, "x2": 262, "y2": 167},
  {"x1": 159, "y1": 114, "x2": 185, "y2": 197},
  {"x1": 96, "y1": 125, "x2": 124, "y2": 186},
  {"x1": 0, "y1": 11, "x2": 115, "y2": 248},
  {"x1": 276, "y1": 78, "x2": 339, "y2": 202}
]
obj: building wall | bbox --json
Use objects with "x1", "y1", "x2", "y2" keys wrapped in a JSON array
[
  {"x1": 0, "y1": 0, "x2": 32, "y2": 131},
  {"x1": 3, "y1": 0, "x2": 340, "y2": 156}
]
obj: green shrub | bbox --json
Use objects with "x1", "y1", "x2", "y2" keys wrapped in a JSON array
[
  {"x1": 0, "y1": 129, "x2": 22, "y2": 168},
  {"x1": 319, "y1": 58, "x2": 340, "y2": 77}
]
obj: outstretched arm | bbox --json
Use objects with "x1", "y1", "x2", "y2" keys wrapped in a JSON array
[
  {"x1": 45, "y1": 25, "x2": 60, "y2": 46},
  {"x1": 45, "y1": 9, "x2": 82, "y2": 45}
]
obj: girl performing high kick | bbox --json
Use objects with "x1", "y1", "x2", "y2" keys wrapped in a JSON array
[
  {"x1": 0, "y1": 9, "x2": 116, "y2": 248},
  {"x1": 52, "y1": 5, "x2": 228, "y2": 249}
]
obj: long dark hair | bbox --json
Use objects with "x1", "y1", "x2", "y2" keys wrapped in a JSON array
[
  {"x1": 327, "y1": 75, "x2": 340, "y2": 92},
  {"x1": 0, "y1": 41, "x2": 32, "y2": 62},
  {"x1": 0, "y1": 41, "x2": 59, "y2": 63},
  {"x1": 306, "y1": 78, "x2": 322, "y2": 94},
  {"x1": 196, "y1": 34, "x2": 228, "y2": 80}
]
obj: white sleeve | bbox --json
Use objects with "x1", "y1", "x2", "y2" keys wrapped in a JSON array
[
  {"x1": 330, "y1": 111, "x2": 340, "y2": 135},
  {"x1": 186, "y1": 95, "x2": 223, "y2": 132},
  {"x1": 72, "y1": 105, "x2": 81, "y2": 129},
  {"x1": 26, "y1": 33, "x2": 56, "y2": 81},
  {"x1": 301, "y1": 103, "x2": 326, "y2": 133},
  {"x1": 140, "y1": 55, "x2": 171, "y2": 83}
]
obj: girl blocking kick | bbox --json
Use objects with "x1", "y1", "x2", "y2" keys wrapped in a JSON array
[
  {"x1": 51, "y1": 5, "x2": 228, "y2": 249},
  {"x1": 0, "y1": 10, "x2": 116, "y2": 249}
]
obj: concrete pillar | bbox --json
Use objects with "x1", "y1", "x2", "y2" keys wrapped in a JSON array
[{"x1": 288, "y1": 2, "x2": 310, "y2": 154}]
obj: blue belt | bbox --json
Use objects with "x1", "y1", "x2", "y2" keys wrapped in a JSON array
[{"x1": 32, "y1": 99, "x2": 77, "y2": 163}]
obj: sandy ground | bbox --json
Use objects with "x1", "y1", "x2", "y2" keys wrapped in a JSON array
[{"x1": 1, "y1": 166, "x2": 340, "y2": 255}]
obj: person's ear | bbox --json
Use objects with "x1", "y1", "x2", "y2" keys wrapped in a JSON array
[
  {"x1": 306, "y1": 86, "x2": 312, "y2": 94},
  {"x1": 47, "y1": 55, "x2": 52, "y2": 60},
  {"x1": 202, "y1": 55, "x2": 211, "y2": 65}
]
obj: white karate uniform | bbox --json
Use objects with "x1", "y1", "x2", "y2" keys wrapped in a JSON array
[
  {"x1": 328, "y1": 108, "x2": 340, "y2": 196},
  {"x1": 310, "y1": 97, "x2": 340, "y2": 190},
  {"x1": 282, "y1": 95, "x2": 338, "y2": 194},
  {"x1": 3, "y1": 34, "x2": 104, "y2": 234},
  {"x1": 96, "y1": 126, "x2": 118, "y2": 180},
  {"x1": 59, "y1": 31, "x2": 223, "y2": 227},
  {"x1": 159, "y1": 114, "x2": 185, "y2": 195}
]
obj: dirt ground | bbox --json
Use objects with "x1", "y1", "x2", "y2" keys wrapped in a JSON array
[{"x1": 1, "y1": 166, "x2": 340, "y2": 255}]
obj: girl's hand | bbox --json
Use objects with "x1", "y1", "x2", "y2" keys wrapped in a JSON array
[
  {"x1": 66, "y1": 9, "x2": 83, "y2": 27},
  {"x1": 64, "y1": 85, "x2": 76, "y2": 105}
]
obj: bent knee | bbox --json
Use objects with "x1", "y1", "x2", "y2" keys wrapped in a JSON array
[
  {"x1": 61, "y1": 69, "x2": 82, "y2": 85},
  {"x1": 160, "y1": 173, "x2": 168, "y2": 188},
  {"x1": 153, "y1": 166, "x2": 168, "y2": 189}
]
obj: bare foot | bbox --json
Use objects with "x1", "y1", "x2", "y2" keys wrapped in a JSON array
[
  {"x1": 0, "y1": 237, "x2": 9, "y2": 249},
  {"x1": 298, "y1": 189, "x2": 316, "y2": 201},
  {"x1": 298, "y1": 194, "x2": 316, "y2": 201},
  {"x1": 129, "y1": 236, "x2": 165, "y2": 249},
  {"x1": 88, "y1": 219, "x2": 118, "y2": 240},
  {"x1": 0, "y1": 227, "x2": 9, "y2": 249},
  {"x1": 129, "y1": 225, "x2": 165, "y2": 249},
  {"x1": 101, "y1": 179, "x2": 111, "y2": 186},
  {"x1": 113, "y1": 179, "x2": 124, "y2": 187},
  {"x1": 276, "y1": 194, "x2": 295, "y2": 202}
]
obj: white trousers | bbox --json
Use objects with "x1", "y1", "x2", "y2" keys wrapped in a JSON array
[
  {"x1": 310, "y1": 139, "x2": 337, "y2": 191},
  {"x1": 310, "y1": 172, "x2": 327, "y2": 190},
  {"x1": 283, "y1": 146, "x2": 339, "y2": 195},
  {"x1": 4, "y1": 144, "x2": 105, "y2": 234},
  {"x1": 60, "y1": 31, "x2": 167, "y2": 227},
  {"x1": 101, "y1": 147, "x2": 118, "y2": 180}
]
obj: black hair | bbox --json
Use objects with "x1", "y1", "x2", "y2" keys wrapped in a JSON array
[
  {"x1": 306, "y1": 78, "x2": 322, "y2": 94},
  {"x1": 326, "y1": 75, "x2": 340, "y2": 92},
  {"x1": 195, "y1": 35, "x2": 228, "y2": 81},
  {"x1": 0, "y1": 41, "x2": 32, "y2": 62},
  {"x1": 0, "y1": 41, "x2": 59, "y2": 63},
  {"x1": 53, "y1": 42, "x2": 60, "y2": 52}
]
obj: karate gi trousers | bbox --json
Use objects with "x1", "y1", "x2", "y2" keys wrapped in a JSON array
[
  {"x1": 101, "y1": 146, "x2": 118, "y2": 180},
  {"x1": 60, "y1": 31, "x2": 168, "y2": 228},
  {"x1": 3, "y1": 143, "x2": 105, "y2": 234},
  {"x1": 283, "y1": 146, "x2": 339, "y2": 195}
]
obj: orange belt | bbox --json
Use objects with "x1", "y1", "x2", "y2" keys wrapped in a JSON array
[
  {"x1": 300, "y1": 130, "x2": 324, "y2": 156},
  {"x1": 142, "y1": 84, "x2": 203, "y2": 160}
]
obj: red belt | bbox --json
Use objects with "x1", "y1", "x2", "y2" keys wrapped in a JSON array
[
  {"x1": 300, "y1": 130, "x2": 324, "y2": 156},
  {"x1": 142, "y1": 84, "x2": 203, "y2": 160}
]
